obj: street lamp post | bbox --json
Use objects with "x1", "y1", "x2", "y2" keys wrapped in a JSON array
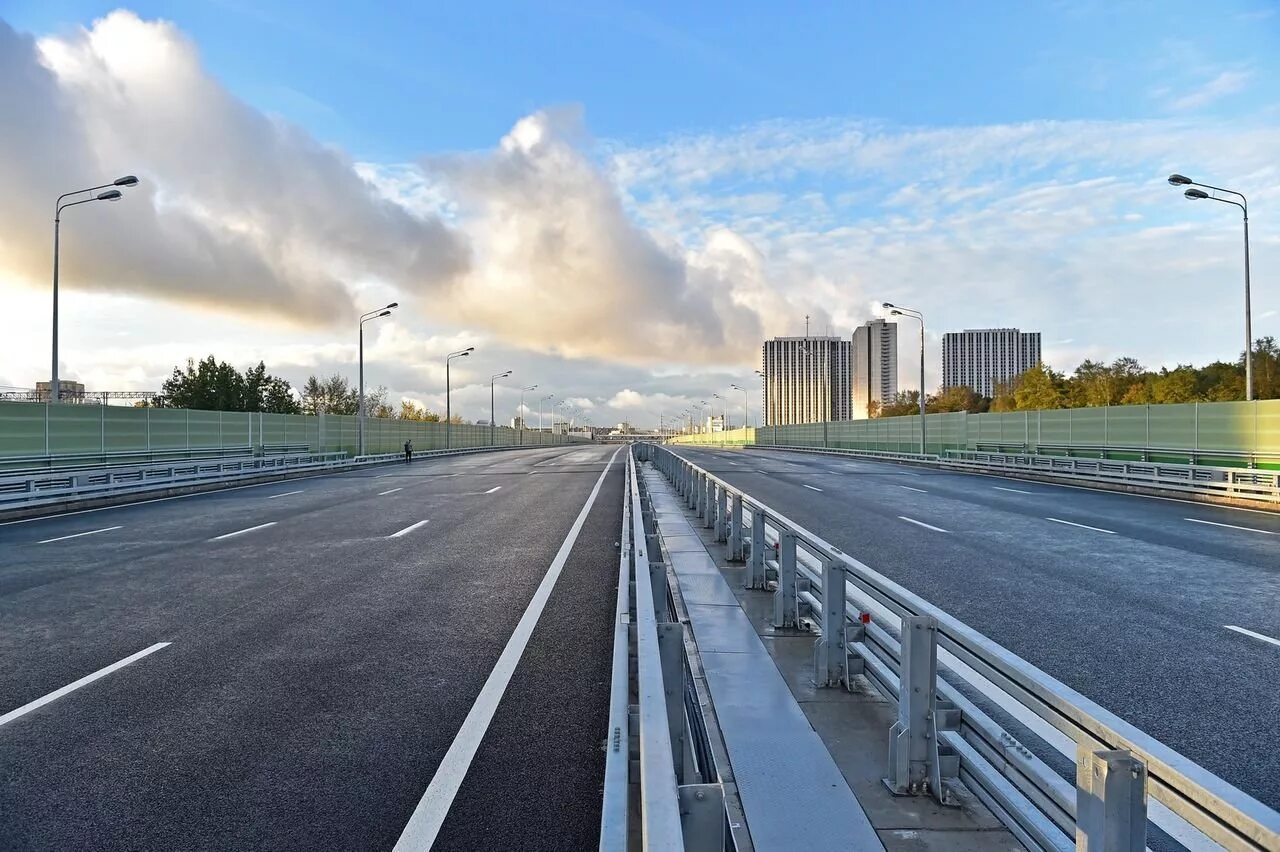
[
  {"x1": 51, "y1": 175, "x2": 139, "y2": 403},
  {"x1": 490, "y1": 370, "x2": 512, "y2": 446},
  {"x1": 730, "y1": 383, "x2": 749, "y2": 429},
  {"x1": 755, "y1": 369, "x2": 771, "y2": 443},
  {"x1": 358, "y1": 302, "x2": 398, "y2": 456},
  {"x1": 713, "y1": 392, "x2": 727, "y2": 432},
  {"x1": 1168, "y1": 174, "x2": 1254, "y2": 401},
  {"x1": 539, "y1": 393, "x2": 554, "y2": 435},
  {"x1": 518, "y1": 384, "x2": 537, "y2": 444},
  {"x1": 884, "y1": 302, "x2": 926, "y2": 455},
  {"x1": 445, "y1": 347, "x2": 474, "y2": 448}
]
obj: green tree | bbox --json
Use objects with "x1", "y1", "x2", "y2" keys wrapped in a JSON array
[
  {"x1": 879, "y1": 390, "x2": 921, "y2": 417},
  {"x1": 1013, "y1": 362, "x2": 1067, "y2": 410},
  {"x1": 300, "y1": 374, "x2": 359, "y2": 415},
  {"x1": 1149, "y1": 367, "x2": 1198, "y2": 404},
  {"x1": 927, "y1": 385, "x2": 986, "y2": 413},
  {"x1": 158, "y1": 356, "x2": 298, "y2": 413}
]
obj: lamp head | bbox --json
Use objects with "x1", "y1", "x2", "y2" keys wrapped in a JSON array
[
  {"x1": 97, "y1": 189, "x2": 123, "y2": 201},
  {"x1": 386, "y1": 302, "x2": 399, "y2": 309},
  {"x1": 890, "y1": 309, "x2": 903, "y2": 316},
  {"x1": 882, "y1": 301, "x2": 896, "y2": 309},
  {"x1": 1167, "y1": 173, "x2": 1193, "y2": 186},
  {"x1": 377, "y1": 310, "x2": 391, "y2": 317},
  {"x1": 1184, "y1": 188, "x2": 1209, "y2": 200},
  {"x1": 113, "y1": 175, "x2": 139, "y2": 187}
]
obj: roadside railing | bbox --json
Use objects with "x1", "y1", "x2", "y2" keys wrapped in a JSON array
[
  {"x1": 600, "y1": 446, "x2": 729, "y2": 852},
  {"x1": 646, "y1": 443, "x2": 1280, "y2": 852},
  {"x1": 0, "y1": 445, "x2": 532, "y2": 515},
  {"x1": 742, "y1": 444, "x2": 1280, "y2": 505}
]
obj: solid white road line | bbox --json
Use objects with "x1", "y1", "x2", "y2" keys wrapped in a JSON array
[
  {"x1": 484, "y1": 486, "x2": 502, "y2": 494},
  {"x1": 0, "y1": 643, "x2": 170, "y2": 727},
  {"x1": 267, "y1": 490, "x2": 304, "y2": 499},
  {"x1": 898, "y1": 485, "x2": 929, "y2": 493},
  {"x1": 1185, "y1": 518, "x2": 1275, "y2": 535},
  {"x1": 37, "y1": 525, "x2": 122, "y2": 544},
  {"x1": 379, "y1": 488, "x2": 404, "y2": 496},
  {"x1": 802, "y1": 484, "x2": 823, "y2": 492},
  {"x1": 209, "y1": 521, "x2": 277, "y2": 541},
  {"x1": 993, "y1": 486, "x2": 1034, "y2": 495},
  {"x1": 393, "y1": 446, "x2": 622, "y2": 851},
  {"x1": 898, "y1": 515, "x2": 948, "y2": 533},
  {"x1": 1045, "y1": 517, "x2": 1115, "y2": 535},
  {"x1": 1224, "y1": 625, "x2": 1280, "y2": 648},
  {"x1": 388, "y1": 520, "x2": 430, "y2": 539}
]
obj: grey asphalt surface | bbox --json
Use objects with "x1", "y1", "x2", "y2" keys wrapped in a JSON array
[
  {"x1": 675, "y1": 446, "x2": 1280, "y2": 811},
  {"x1": 0, "y1": 444, "x2": 623, "y2": 851}
]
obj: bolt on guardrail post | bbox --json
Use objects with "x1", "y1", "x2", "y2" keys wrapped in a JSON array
[
  {"x1": 814, "y1": 557, "x2": 847, "y2": 687},
  {"x1": 727, "y1": 493, "x2": 743, "y2": 562},
  {"x1": 679, "y1": 783, "x2": 727, "y2": 850},
  {"x1": 1076, "y1": 748, "x2": 1147, "y2": 852},
  {"x1": 885, "y1": 615, "x2": 955, "y2": 805},
  {"x1": 746, "y1": 508, "x2": 766, "y2": 589},
  {"x1": 773, "y1": 530, "x2": 798, "y2": 628}
]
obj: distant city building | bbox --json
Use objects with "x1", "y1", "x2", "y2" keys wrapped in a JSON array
[
  {"x1": 35, "y1": 381, "x2": 86, "y2": 402},
  {"x1": 852, "y1": 319, "x2": 898, "y2": 418},
  {"x1": 705, "y1": 414, "x2": 726, "y2": 433},
  {"x1": 941, "y1": 328, "x2": 1042, "y2": 397},
  {"x1": 761, "y1": 336, "x2": 852, "y2": 425}
]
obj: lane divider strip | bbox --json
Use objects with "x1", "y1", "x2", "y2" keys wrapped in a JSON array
[{"x1": 0, "y1": 643, "x2": 171, "y2": 727}]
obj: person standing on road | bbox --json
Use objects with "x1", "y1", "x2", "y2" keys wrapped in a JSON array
[{"x1": 404, "y1": 439, "x2": 413, "y2": 464}]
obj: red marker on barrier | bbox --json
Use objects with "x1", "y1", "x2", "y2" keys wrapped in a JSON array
[{"x1": 859, "y1": 612, "x2": 872, "y2": 625}]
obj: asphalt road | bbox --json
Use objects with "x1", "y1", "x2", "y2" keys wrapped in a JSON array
[
  {"x1": 0, "y1": 444, "x2": 623, "y2": 851},
  {"x1": 675, "y1": 445, "x2": 1280, "y2": 811}
]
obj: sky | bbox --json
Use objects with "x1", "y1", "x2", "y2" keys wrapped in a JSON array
[{"x1": 1, "y1": 1, "x2": 1277, "y2": 428}]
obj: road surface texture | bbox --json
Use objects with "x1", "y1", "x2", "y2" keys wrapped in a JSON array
[
  {"x1": 0, "y1": 444, "x2": 622, "y2": 851},
  {"x1": 675, "y1": 445, "x2": 1280, "y2": 811}
]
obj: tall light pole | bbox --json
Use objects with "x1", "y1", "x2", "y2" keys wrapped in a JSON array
[
  {"x1": 884, "y1": 302, "x2": 926, "y2": 454},
  {"x1": 1168, "y1": 174, "x2": 1254, "y2": 401},
  {"x1": 755, "y1": 369, "x2": 769, "y2": 439},
  {"x1": 358, "y1": 302, "x2": 398, "y2": 455},
  {"x1": 51, "y1": 175, "x2": 139, "y2": 403},
  {"x1": 713, "y1": 393, "x2": 727, "y2": 431},
  {"x1": 445, "y1": 347, "x2": 473, "y2": 448},
  {"x1": 518, "y1": 384, "x2": 537, "y2": 444},
  {"x1": 490, "y1": 370, "x2": 512, "y2": 446},
  {"x1": 730, "y1": 383, "x2": 749, "y2": 428},
  {"x1": 539, "y1": 393, "x2": 554, "y2": 433}
]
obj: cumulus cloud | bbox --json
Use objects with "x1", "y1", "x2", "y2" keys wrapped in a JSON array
[{"x1": 0, "y1": 12, "x2": 467, "y2": 325}]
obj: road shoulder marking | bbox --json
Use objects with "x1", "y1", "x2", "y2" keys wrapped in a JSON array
[
  {"x1": 1185, "y1": 518, "x2": 1275, "y2": 535},
  {"x1": 898, "y1": 515, "x2": 948, "y2": 533},
  {"x1": 483, "y1": 485, "x2": 502, "y2": 494},
  {"x1": 1045, "y1": 517, "x2": 1115, "y2": 535},
  {"x1": 0, "y1": 643, "x2": 170, "y2": 727},
  {"x1": 1225, "y1": 625, "x2": 1280, "y2": 648},
  {"x1": 37, "y1": 525, "x2": 122, "y2": 544},
  {"x1": 209, "y1": 521, "x2": 277, "y2": 541},
  {"x1": 392, "y1": 446, "x2": 622, "y2": 851},
  {"x1": 388, "y1": 520, "x2": 430, "y2": 539}
]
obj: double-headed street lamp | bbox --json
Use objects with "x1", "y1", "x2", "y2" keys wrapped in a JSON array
[
  {"x1": 730, "y1": 383, "x2": 749, "y2": 428},
  {"x1": 445, "y1": 347, "x2": 473, "y2": 448},
  {"x1": 1168, "y1": 173, "x2": 1254, "y2": 401},
  {"x1": 712, "y1": 392, "x2": 727, "y2": 431},
  {"x1": 539, "y1": 393, "x2": 554, "y2": 432},
  {"x1": 883, "y1": 302, "x2": 927, "y2": 455},
  {"x1": 51, "y1": 175, "x2": 140, "y2": 403},
  {"x1": 518, "y1": 384, "x2": 537, "y2": 444},
  {"x1": 490, "y1": 370, "x2": 512, "y2": 445},
  {"x1": 358, "y1": 302, "x2": 398, "y2": 455}
]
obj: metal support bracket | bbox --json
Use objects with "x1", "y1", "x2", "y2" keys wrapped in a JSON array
[
  {"x1": 1076, "y1": 748, "x2": 1147, "y2": 852},
  {"x1": 726, "y1": 493, "x2": 744, "y2": 562},
  {"x1": 657, "y1": 621, "x2": 688, "y2": 783},
  {"x1": 678, "y1": 783, "x2": 726, "y2": 851},
  {"x1": 884, "y1": 615, "x2": 958, "y2": 806},
  {"x1": 772, "y1": 530, "x2": 798, "y2": 629},
  {"x1": 746, "y1": 508, "x2": 767, "y2": 589},
  {"x1": 814, "y1": 558, "x2": 847, "y2": 687}
]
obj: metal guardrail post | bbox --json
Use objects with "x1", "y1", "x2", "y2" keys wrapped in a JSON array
[
  {"x1": 885, "y1": 615, "x2": 955, "y2": 805},
  {"x1": 815, "y1": 558, "x2": 846, "y2": 687},
  {"x1": 747, "y1": 507, "x2": 766, "y2": 590},
  {"x1": 678, "y1": 784, "x2": 726, "y2": 850},
  {"x1": 702, "y1": 476, "x2": 714, "y2": 530},
  {"x1": 773, "y1": 530, "x2": 798, "y2": 629},
  {"x1": 713, "y1": 486, "x2": 727, "y2": 542},
  {"x1": 1076, "y1": 749, "x2": 1147, "y2": 852},
  {"x1": 657, "y1": 621, "x2": 688, "y2": 782},
  {"x1": 727, "y1": 493, "x2": 743, "y2": 562}
]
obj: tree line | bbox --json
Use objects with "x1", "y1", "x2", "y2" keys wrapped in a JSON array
[
  {"x1": 874, "y1": 337, "x2": 1278, "y2": 417},
  {"x1": 152, "y1": 355, "x2": 457, "y2": 421}
]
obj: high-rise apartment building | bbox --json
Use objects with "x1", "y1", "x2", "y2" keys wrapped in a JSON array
[
  {"x1": 762, "y1": 337, "x2": 852, "y2": 425},
  {"x1": 941, "y1": 328, "x2": 1042, "y2": 397},
  {"x1": 852, "y1": 319, "x2": 898, "y2": 418}
]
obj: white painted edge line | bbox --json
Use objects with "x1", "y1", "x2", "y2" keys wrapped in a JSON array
[
  {"x1": 1045, "y1": 517, "x2": 1115, "y2": 535},
  {"x1": 392, "y1": 445, "x2": 622, "y2": 851},
  {"x1": 898, "y1": 485, "x2": 929, "y2": 493},
  {"x1": 801, "y1": 484, "x2": 823, "y2": 492},
  {"x1": 379, "y1": 488, "x2": 404, "y2": 496},
  {"x1": 267, "y1": 490, "x2": 304, "y2": 499},
  {"x1": 388, "y1": 520, "x2": 430, "y2": 539},
  {"x1": 1224, "y1": 625, "x2": 1280, "y2": 648},
  {"x1": 483, "y1": 486, "x2": 502, "y2": 494},
  {"x1": 37, "y1": 525, "x2": 122, "y2": 544},
  {"x1": 209, "y1": 521, "x2": 277, "y2": 541},
  {"x1": 993, "y1": 486, "x2": 1034, "y2": 495},
  {"x1": 897, "y1": 515, "x2": 948, "y2": 533},
  {"x1": 0, "y1": 642, "x2": 170, "y2": 727},
  {"x1": 1184, "y1": 517, "x2": 1275, "y2": 535}
]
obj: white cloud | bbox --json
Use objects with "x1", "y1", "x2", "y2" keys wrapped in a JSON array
[{"x1": 1170, "y1": 70, "x2": 1252, "y2": 111}]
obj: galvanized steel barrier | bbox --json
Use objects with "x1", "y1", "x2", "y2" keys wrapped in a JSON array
[
  {"x1": 644, "y1": 443, "x2": 1280, "y2": 852},
  {"x1": 748, "y1": 444, "x2": 1280, "y2": 505},
  {"x1": 600, "y1": 446, "x2": 729, "y2": 851}
]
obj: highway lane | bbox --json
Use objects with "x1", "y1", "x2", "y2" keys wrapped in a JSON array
[
  {"x1": 0, "y1": 444, "x2": 622, "y2": 850},
  {"x1": 676, "y1": 445, "x2": 1280, "y2": 810}
]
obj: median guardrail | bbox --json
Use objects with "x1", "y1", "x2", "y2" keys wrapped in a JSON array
[
  {"x1": 741, "y1": 444, "x2": 1280, "y2": 506},
  {"x1": 646, "y1": 442, "x2": 1280, "y2": 852}
]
